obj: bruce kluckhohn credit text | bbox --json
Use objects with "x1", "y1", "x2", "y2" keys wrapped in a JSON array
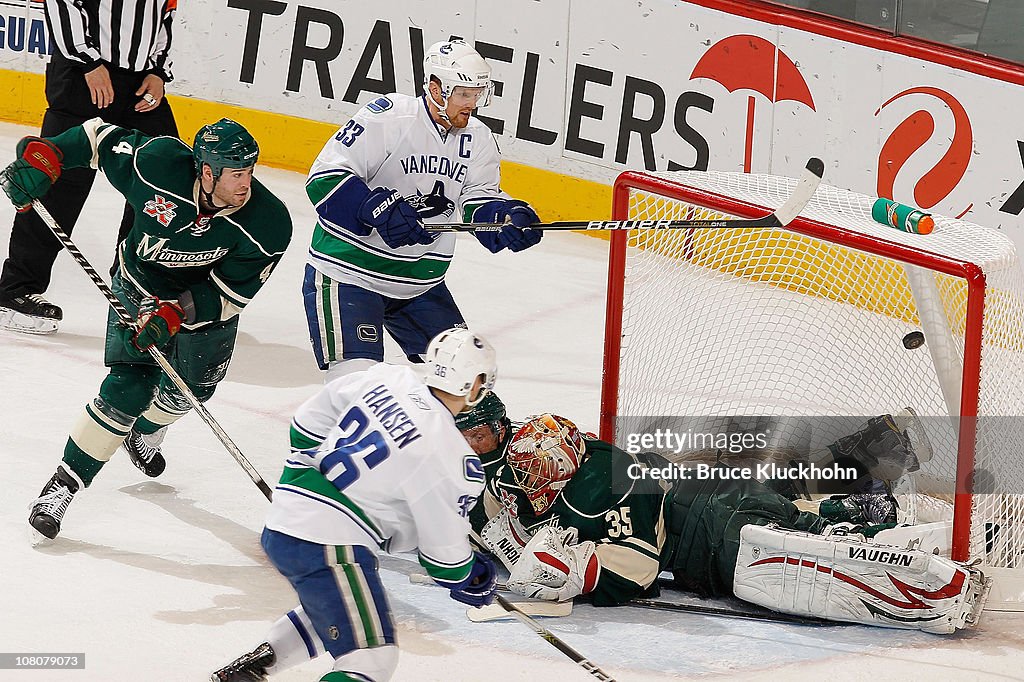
[{"x1": 622, "y1": 427, "x2": 859, "y2": 483}]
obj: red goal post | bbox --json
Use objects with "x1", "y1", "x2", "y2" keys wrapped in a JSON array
[{"x1": 600, "y1": 167, "x2": 1024, "y2": 608}]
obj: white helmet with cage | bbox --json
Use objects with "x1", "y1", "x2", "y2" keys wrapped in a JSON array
[
  {"x1": 423, "y1": 39, "x2": 494, "y2": 110},
  {"x1": 424, "y1": 327, "x2": 497, "y2": 407}
]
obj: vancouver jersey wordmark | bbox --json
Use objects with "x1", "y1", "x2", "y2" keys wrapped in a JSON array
[
  {"x1": 266, "y1": 363, "x2": 485, "y2": 584},
  {"x1": 305, "y1": 94, "x2": 506, "y2": 298}
]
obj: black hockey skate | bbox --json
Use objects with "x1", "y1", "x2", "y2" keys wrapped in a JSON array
[
  {"x1": 123, "y1": 427, "x2": 166, "y2": 477},
  {"x1": 29, "y1": 467, "x2": 79, "y2": 539},
  {"x1": 211, "y1": 642, "x2": 276, "y2": 682},
  {"x1": 0, "y1": 293, "x2": 62, "y2": 334}
]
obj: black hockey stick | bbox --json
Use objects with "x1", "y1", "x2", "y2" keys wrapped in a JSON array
[
  {"x1": 412, "y1": 571, "x2": 837, "y2": 627},
  {"x1": 31, "y1": 199, "x2": 274, "y2": 502},
  {"x1": 469, "y1": 532, "x2": 618, "y2": 681},
  {"x1": 427, "y1": 158, "x2": 824, "y2": 233},
  {"x1": 627, "y1": 596, "x2": 840, "y2": 626}
]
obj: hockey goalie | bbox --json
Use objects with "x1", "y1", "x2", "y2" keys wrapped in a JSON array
[{"x1": 456, "y1": 395, "x2": 990, "y2": 634}]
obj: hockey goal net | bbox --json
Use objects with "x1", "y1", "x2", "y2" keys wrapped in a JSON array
[{"x1": 601, "y1": 167, "x2": 1024, "y2": 610}]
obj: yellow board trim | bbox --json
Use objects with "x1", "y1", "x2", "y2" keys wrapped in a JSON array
[{"x1": 0, "y1": 68, "x2": 612, "y2": 225}]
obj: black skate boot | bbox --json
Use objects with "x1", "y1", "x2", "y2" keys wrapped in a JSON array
[
  {"x1": 211, "y1": 642, "x2": 276, "y2": 681},
  {"x1": 123, "y1": 427, "x2": 167, "y2": 477},
  {"x1": 0, "y1": 293, "x2": 62, "y2": 334},
  {"x1": 29, "y1": 467, "x2": 80, "y2": 539}
]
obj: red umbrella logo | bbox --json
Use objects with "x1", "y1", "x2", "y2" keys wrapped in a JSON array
[{"x1": 690, "y1": 35, "x2": 815, "y2": 172}]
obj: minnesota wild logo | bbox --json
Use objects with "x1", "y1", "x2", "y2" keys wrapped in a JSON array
[{"x1": 143, "y1": 195, "x2": 177, "y2": 227}]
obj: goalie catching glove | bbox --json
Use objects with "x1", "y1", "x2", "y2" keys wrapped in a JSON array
[
  {"x1": 507, "y1": 526, "x2": 600, "y2": 601},
  {"x1": 1, "y1": 136, "x2": 63, "y2": 211}
]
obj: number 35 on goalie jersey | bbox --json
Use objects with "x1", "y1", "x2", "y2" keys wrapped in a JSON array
[
  {"x1": 485, "y1": 439, "x2": 670, "y2": 606},
  {"x1": 265, "y1": 363, "x2": 485, "y2": 587}
]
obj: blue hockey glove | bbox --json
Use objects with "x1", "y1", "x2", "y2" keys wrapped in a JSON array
[
  {"x1": 472, "y1": 199, "x2": 542, "y2": 253},
  {"x1": 358, "y1": 187, "x2": 435, "y2": 249},
  {"x1": 449, "y1": 551, "x2": 498, "y2": 607}
]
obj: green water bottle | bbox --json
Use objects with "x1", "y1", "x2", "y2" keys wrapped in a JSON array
[{"x1": 871, "y1": 198, "x2": 934, "y2": 235}]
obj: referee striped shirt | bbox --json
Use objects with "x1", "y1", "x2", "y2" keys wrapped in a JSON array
[{"x1": 44, "y1": 0, "x2": 176, "y2": 81}]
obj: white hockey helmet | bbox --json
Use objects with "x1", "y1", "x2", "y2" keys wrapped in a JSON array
[
  {"x1": 424, "y1": 327, "x2": 497, "y2": 407},
  {"x1": 423, "y1": 39, "x2": 494, "y2": 108}
]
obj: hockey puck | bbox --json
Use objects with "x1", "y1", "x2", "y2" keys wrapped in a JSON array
[{"x1": 902, "y1": 331, "x2": 925, "y2": 349}]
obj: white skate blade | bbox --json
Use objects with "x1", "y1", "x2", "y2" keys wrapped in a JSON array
[
  {"x1": 0, "y1": 308, "x2": 59, "y2": 334},
  {"x1": 28, "y1": 523, "x2": 56, "y2": 547}
]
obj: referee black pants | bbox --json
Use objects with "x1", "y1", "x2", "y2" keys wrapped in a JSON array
[{"x1": 0, "y1": 53, "x2": 178, "y2": 298}]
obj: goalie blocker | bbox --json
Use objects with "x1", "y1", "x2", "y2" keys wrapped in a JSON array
[{"x1": 733, "y1": 524, "x2": 990, "y2": 634}]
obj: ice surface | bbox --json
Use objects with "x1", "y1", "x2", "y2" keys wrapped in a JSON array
[{"x1": 0, "y1": 122, "x2": 1021, "y2": 681}]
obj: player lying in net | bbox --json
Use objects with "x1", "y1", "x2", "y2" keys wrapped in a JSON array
[{"x1": 457, "y1": 396, "x2": 990, "y2": 634}]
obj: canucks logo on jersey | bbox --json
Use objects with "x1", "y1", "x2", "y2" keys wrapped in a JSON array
[{"x1": 405, "y1": 180, "x2": 455, "y2": 220}]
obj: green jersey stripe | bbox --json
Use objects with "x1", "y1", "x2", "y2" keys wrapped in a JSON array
[
  {"x1": 418, "y1": 553, "x2": 473, "y2": 583},
  {"x1": 278, "y1": 465, "x2": 382, "y2": 538},
  {"x1": 311, "y1": 227, "x2": 451, "y2": 281},
  {"x1": 306, "y1": 170, "x2": 354, "y2": 206},
  {"x1": 289, "y1": 426, "x2": 322, "y2": 451}
]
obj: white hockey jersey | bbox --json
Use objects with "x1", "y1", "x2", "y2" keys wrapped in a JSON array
[
  {"x1": 305, "y1": 93, "x2": 506, "y2": 298},
  {"x1": 265, "y1": 363, "x2": 484, "y2": 583}
]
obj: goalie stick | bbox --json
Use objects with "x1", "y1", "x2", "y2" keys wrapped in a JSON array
[
  {"x1": 467, "y1": 532, "x2": 618, "y2": 682},
  {"x1": 427, "y1": 157, "x2": 824, "y2": 233},
  {"x1": 410, "y1": 572, "x2": 835, "y2": 626},
  {"x1": 31, "y1": 200, "x2": 274, "y2": 502}
]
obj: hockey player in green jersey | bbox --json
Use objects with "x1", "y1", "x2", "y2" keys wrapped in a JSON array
[
  {"x1": 0, "y1": 117, "x2": 293, "y2": 539},
  {"x1": 461, "y1": 405, "x2": 989, "y2": 633}
]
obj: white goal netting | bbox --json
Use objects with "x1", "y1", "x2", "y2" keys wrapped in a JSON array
[{"x1": 605, "y1": 168, "x2": 1024, "y2": 578}]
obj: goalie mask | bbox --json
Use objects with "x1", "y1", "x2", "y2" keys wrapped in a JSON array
[
  {"x1": 424, "y1": 327, "x2": 497, "y2": 407},
  {"x1": 507, "y1": 414, "x2": 586, "y2": 515}
]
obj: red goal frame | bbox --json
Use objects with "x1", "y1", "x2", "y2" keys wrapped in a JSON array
[{"x1": 599, "y1": 170, "x2": 987, "y2": 562}]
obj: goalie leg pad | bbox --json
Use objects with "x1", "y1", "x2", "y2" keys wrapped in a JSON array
[{"x1": 732, "y1": 524, "x2": 990, "y2": 634}]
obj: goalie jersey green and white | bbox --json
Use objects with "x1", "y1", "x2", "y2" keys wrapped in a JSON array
[
  {"x1": 266, "y1": 363, "x2": 485, "y2": 584},
  {"x1": 305, "y1": 93, "x2": 506, "y2": 298}
]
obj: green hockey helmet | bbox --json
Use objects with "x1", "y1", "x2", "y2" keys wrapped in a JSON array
[
  {"x1": 455, "y1": 391, "x2": 508, "y2": 432},
  {"x1": 193, "y1": 119, "x2": 259, "y2": 178}
]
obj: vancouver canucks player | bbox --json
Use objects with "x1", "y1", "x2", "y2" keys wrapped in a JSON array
[
  {"x1": 211, "y1": 328, "x2": 499, "y2": 682},
  {"x1": 303, "y1": 39, "x2": 542, "y2": 382},
  {"x1": 0, "y1": 117, "x2": 292, "y2": 539}
]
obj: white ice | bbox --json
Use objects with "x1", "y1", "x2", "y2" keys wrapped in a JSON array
[{"x1": 0, "y1": 122, "x2": 1021, "y2": 681}]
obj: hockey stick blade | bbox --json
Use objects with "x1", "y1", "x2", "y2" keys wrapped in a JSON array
[
  {"x1": 426, "y1": 157, "x2": 824, "y2": 233},
  {"x1": 468, "y1": 600, "x2": 573, "y2": 622}
]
